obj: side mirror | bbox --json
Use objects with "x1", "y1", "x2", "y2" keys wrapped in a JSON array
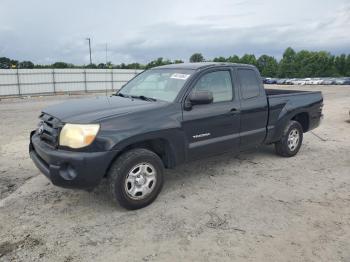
[
  {"x1": 190, "y1": 91, "x2": 213, "y2": 105},
  {"x1": 184, "y1": 91, "x2": 213, "y2": 110}
]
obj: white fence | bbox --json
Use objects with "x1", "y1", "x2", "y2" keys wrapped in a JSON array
[{"x1": 0, "y1": 69, "x2": 143, "y2": 97}]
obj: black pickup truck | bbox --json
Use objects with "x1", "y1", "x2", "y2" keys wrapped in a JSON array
[{"x1": 29, "y1": 62, "x2": 323, "y2": 209}]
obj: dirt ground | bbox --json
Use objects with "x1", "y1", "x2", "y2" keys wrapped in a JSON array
[{"x1": 0, "y1": 85, "x2": 349, "y2": 262}]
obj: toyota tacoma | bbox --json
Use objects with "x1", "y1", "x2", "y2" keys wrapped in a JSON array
[{"x1": 29, "y1": 63, "x2": 323, "y2": 209}]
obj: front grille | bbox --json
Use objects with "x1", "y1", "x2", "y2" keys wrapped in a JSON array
[{"x1": 38, "y1": 113, "x2": 62, "y2": 147}]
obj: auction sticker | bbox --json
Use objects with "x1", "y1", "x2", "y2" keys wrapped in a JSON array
[{"x1": 170, "y1": 73, "x2": 190, "y2": 80}]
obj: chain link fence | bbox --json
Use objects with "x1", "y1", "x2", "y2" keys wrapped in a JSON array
[{"x1": 0, "y1": 69, "x2": 143, "y2": 97}]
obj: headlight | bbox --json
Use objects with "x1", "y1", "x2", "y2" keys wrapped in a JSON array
[{"x1": 59, "y1": 124, "x2": 100, "y2": 149}]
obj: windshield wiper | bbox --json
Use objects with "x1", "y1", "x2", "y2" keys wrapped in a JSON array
[
  {"x1": 131, "y1": 95, "x2": 157, "y2": 102},
  {"x1": 115, "y1": 93, "x2": 156, "y2": 101},
  {"x1": 115, "y1": 92, "x2": 131, "y2": 98}
]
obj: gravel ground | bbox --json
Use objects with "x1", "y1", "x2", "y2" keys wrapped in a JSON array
[{"x1": 0, "y1": 85, "x2": 349, "y2": 262}]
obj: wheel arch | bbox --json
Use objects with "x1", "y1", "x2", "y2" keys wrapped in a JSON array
[
  {"x1": 266, "y1": 110, "x2": 310, "y2": 143},
  {"x1": 104, "y1": 135, "x2": 182, "y2": 178},
  {"x1": 291, "y1": 112, "x2": 310, "y2": 132},
  {"x1": 117, "y1": 138, "x2": 177, "y2": 168}
]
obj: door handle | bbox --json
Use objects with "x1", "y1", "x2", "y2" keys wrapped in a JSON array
[{"x1": 226, "y1": 108, "x2": 240, "y2": 115}]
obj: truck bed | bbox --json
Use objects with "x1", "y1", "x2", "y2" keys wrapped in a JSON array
[{"x1": 264, "y1": 88, "x2": 323, "y2": 144}]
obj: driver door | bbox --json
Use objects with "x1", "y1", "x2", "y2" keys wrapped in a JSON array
[{"x1": 182, "y1": 68, "x2": 241, "y2": 161}]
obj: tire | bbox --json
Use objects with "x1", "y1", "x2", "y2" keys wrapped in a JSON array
[
  {"x1": 108, "y1": 148, "x2": 164, "y2": 210},
  {"x1": 275, "y1": 120, "x2": 303, "y2": 157}
]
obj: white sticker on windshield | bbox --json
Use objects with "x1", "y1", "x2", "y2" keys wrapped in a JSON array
[{"x1": 170, "y1": 73, "x2": 190, "y2": 80}]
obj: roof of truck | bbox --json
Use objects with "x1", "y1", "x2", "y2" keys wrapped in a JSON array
[{"x1": 154, "y1": 62, "x2": 256, "y2": 70}]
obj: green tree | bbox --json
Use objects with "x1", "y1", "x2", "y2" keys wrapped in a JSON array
[
  {"x1": 34, "y1": 64, "x2": 51, "y2": 68},
  {"x1": 85, "y1": 63, "x2": 97, "y2": 69},
  {"x1": 0, "y1": 57, "x2": 12, "y2": 68},
  {"x1": 106, "y1": 62, "x2": 113, "y2": 69},
  {"x1": 10, "y1": 59, "x2": 18, "y2": 68},
  {"x1": 294, "y1": 50, "x2": 313, "y2": 77},
  {"x1": 278, "y1": 47, "x2": 297, "y2": 78},
  {"x1": 145, "y1": 57, "x2": 172, "y2": 69},
  {"x1": 174, "y1": 59, "x2": 184, "y2": 64},
  {"x1": 126, "y1": 63, "x2": 143, "y2": 69},
  {"x1": 19, "y1": 61, "x2": 34, "y2": 69},
  {"x1": 346, "y1": 55, "x2": 350, "y2": 76},
  {"x1": 52, "y1": 62, "x2": 69, "y2": 68},
  {"x1": 97, "y1": 63, "x2": 106, "y2": 69},
  {"x1": 310, "y1": 51, "x2": 336, "y2": 77},
  {"x1": 189, "y1": 53, "x2": 204, "y2": 63},
  {"x1": 257, "y1": 55, "x2": 278, "y2": 77},
  {"x1": 213, "y1": 56, "x2": 227, "y2": 62},
  {"x1": 226, "y1": 55, "x2": 240, "y2": 63},
  {"x1": 293, "y1": 50, "x2": 336, "y2": 77},
  {"x1": 240, "y1": 54, "x2": 257, "y2": 66},
  {"x1": 334, "y1": 54, "x2": 347, "y2": 76}
]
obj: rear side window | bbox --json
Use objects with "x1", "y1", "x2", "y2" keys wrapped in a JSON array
[{"x1": 238, "y1": 69, "x2": 260, "y2": 99}]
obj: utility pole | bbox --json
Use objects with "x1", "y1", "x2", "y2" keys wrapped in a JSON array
[
  {"x1": 86, "y1": 38, "x2": 92, "y2": 65},
  {"x1": 105, "y1": 43, "x2": 108, "y2": 65},
  {"x1": 105, "y1": 43, "x2": 108, "y2": 95}
]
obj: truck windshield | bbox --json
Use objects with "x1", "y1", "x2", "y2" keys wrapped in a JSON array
[{"x1": 118, "y1": 69, "x2": 194, "y2": 102}]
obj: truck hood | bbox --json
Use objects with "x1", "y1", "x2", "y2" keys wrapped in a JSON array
[{"x1": 42, "y1": 96, "x2": 167, "y2": 123}]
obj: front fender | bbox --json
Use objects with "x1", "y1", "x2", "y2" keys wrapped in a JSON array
[{"x1": 111, "y1": 128, "x2": 187, "y2": 167}]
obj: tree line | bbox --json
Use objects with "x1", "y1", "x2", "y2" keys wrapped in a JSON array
[
  {"x1": 1, "y1": 47, "x2": 349, "y2": 77},
  {"x1": 193, "y1": 48, "x2": 350, "y2": 78}
]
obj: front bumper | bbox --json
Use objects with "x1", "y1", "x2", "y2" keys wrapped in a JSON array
[{"x1": 29, "y1": 131, "x2": 116, "y2": 189}]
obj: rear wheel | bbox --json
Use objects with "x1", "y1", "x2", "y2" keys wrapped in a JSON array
[
  {"x1": 275, "y1": 120, "x2": 303, "y2": 157},
  {"x1": 108, "y1": 148, "x2": 164, "y2": 210}
]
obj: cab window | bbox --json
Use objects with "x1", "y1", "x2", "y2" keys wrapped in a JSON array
[
  {"x1": 238, "y1": 69, "x2": 260, "y2": 99},
  {"x1": 192, "y1": 71, "x2": 233, "y2": 102}
]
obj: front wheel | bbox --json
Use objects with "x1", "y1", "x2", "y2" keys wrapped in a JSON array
[
  {"x1": 275, "y1": 120, "x2": 303, "y2": 157},
  {"x1": 108, "y1": 148, "x2": 164, "y2": 210}
]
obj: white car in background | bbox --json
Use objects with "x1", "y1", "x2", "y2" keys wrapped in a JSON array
[
  {"x1": 304, "y1": 78, "x2": 313, "y2": 85},
  {"x1": 285, "y1": 78, "x2": 296, "y2": 85},
  {"x1": 321, "y1": 79, "x2": 336, "y2": 85},
  {"x1": 292, "y1": 79, "x2": 307, "y2": 85},
  {"x1": 309, "y1": 78, "x2": 323, "y2": 85}
]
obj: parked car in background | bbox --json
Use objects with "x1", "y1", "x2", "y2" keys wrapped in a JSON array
[
  {"x1": 304, "y1": 78, "x2": 312, "y2": 85},
  {"x1": 263, "y1": 77, "x2": 277, "y2": 84},
  {"x1": 285, "y1": 78, "x2": 295, "y2": 85},
  {"x1": 321, "y1": 79, "x2": 336, "y2": 85},
  {"x1": 343, "y1": 79, "x2": 350, "y2": 85},
  {"x1": 334, "y1": 79, "x2": 346, "y2": 85},
  {"x1": 309, "y1": 79, "x2": 323, "y2": 85},
  {"x1": 264, "y1": 77, "x2": 350, "y2": 85},
  {"x1": 276, "y1": 78, "x2": 287, "y2": 84},
  {"x1": 293, "y1": 79, "x2": 307, "y2": 85}
]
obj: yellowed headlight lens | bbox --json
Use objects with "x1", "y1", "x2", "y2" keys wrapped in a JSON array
[{"x1": 59, "y1": 124, "x2": 100, "y2": 148}]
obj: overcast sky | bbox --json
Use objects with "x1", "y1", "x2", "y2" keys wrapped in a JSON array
[{"x1": 1, "y1": 0, "x2": 349, "y2": 65}]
